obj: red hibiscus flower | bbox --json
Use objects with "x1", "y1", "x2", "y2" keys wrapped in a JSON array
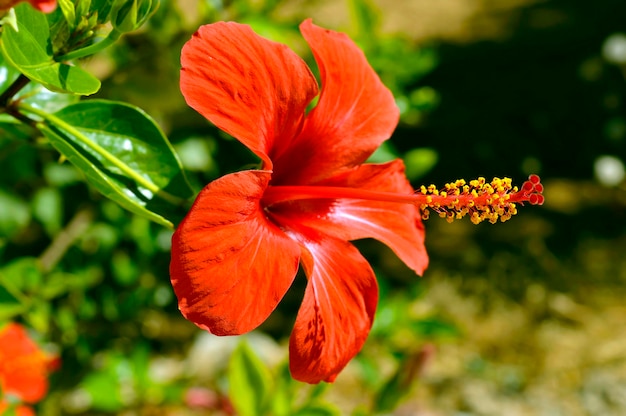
[
  {"x1": 172, "y1": 19, "x2": 544, "y2": 383},
  {"x1": 0, "y1": 0, "x2": 56, "y2": 13},
  {"x1": 0, "y1": 323, "x2": 55, "y2": 408}
]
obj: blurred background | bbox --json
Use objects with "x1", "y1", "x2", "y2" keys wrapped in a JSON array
[{"x1": 2, "y1": 0, "x2": 626, "y2": 414}]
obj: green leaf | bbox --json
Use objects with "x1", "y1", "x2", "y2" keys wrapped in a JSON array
[
  {"x1": 0, "y1": 283, "x2": 26, "y2": 321},
  {"x1": 411, "y1": 317, "x2": 459, "y2": 338},
  {"x1": 26, "y1": 300, "x2": 51, "y2": 333},
  {"x1": 42, "y1": 271, "x2": 101, "y2": 300},
  {"x1": 229, "y1": 340, "x2": 272, "y2": 416},
  {"x1": 75, "y1": 0, "x2": 91, "y2": 21},
  {"x1": 111, "y1": 250, "x2": 139, "y2": 286},
  {"x1": 2, "y1": 257, "x2": 43, "y2": 293},
  {"x1": 32, "y1": 187, "x2": 63, "y2": 236},
  {"x1": 80, "y1": 360, "x2": 125, "y2": 412},
  {"x1": 349, "y1": 0, "x2": 380, "y2": 42},
  {"x1": 43, "y1": 163, "x2": 82, "y2": 186},
  {"x1": 57, "y1": 0, "x2": 77, "y2": 30},
  {"x1": 91, "y1": 0, "x2": 115, "y2": 23},
  {"x1": 27, "y1": 100, "x2": 193, "y2": 228},
  {"x1": 0, "y1": 8, "x2": 18, "y2": 31},
  {"x1": 373, "y1": 348, "x2": 433, "y2": 414},
  {"x1": 373, "y1": 364, "x2": 408, "y2": 413},
  {"x1": 0, "y1": 259, "x2": 53, "y2": 325},
  {"x1": 0, "y1": 3, "x2": 100, "y2": 95},
  {"x1": 111, "y1": 0, "x2": 159, "y2": 33},
  {"x1": 0, "y1": 190, "x2": 31, "y2": 238},
  {"x1": 0, "y1": 54, "x2": 79, "y2": 124},
  {"x1": 270, "y1": 363, "x2": 296, "y2": 416},
  {"x1": 293, "y1": 404, "x2": 341, "y2": 416}
]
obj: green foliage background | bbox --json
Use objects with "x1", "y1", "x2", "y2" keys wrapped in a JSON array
[{"x1": 1, "y1": 0, "x2": 625, "y2": 414}]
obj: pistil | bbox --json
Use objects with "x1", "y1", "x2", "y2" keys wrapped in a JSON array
[{"x1": 263, "y1": 175, "x2": 544, "y2": 224}]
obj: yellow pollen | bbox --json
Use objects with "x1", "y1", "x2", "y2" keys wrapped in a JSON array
[{"x1": 416, "y1": 175, "x2": 538, "y2": 225}]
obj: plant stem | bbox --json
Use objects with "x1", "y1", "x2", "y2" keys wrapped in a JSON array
[
  {"x1": 39, "y1": 208, "x2": 94, "y2": 274},
  {"x1": 0, "y1": 74, "x2": 30, "y2": 108},
  {"x1": 55, "y1": 29, "x2": 122, "y2": 62}
]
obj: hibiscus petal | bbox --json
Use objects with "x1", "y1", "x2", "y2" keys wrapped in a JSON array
[
  {"x1": 29, "y1": 0, "x2": 57, "y2": 13},
  {"x1": 170, "y1": 170, "x2": 301, "y2": 335},
  {"x1": 180, "y1": 22, "x2": 319, "y2": 168},
  {"x1": 272, "y1": 19, "x2": 400, "y2": 184},
  {"x1": 271, "y1": 160, "x2": 429, "y2": 275},
  {"x1": 288, "y1": 231, "x2": 378, "y2": 383},
  {"x1": 0, "y1": 323, "x2": 49, "y2": 403},
  {"x1": 3, "y1": 372, "x2": 48, "y2": 404},
  {"x1": 318, "y1": 160, "x2": 428, "y2": 274}
]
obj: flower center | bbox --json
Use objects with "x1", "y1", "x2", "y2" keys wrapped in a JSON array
[{"x1": 262, "y1": 175, "x2": 544, "y2": 224}]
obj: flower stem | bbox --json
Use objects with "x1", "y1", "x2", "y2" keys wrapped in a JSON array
[{"x1": 55, "y1": 29, "x2": 123, "y2": 62}]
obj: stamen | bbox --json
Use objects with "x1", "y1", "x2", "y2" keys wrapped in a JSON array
[
  {"x1": 263, "y1": 175, "x2": 544, "y2": 225},
  {"x1": 418, "y1": 175, "x2": 544, "y2": 224}
]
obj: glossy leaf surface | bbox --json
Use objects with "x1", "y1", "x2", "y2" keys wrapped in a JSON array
[
  {"x1": 34, "y1": 100, "x2": 194, "y2": 228},
  {"x1": 0, "y1": 54, "x2": 79, "y2": 124},
  {"x1": 0, "y1": 3, "x2": 100, "y2": 95}
]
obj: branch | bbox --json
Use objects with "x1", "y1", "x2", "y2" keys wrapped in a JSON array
[
  {"x1": 0, "y1": 73, "x2": 30, "y2": 108},
  {"x1": 39, "y1": 208, "x2": 94, "y2": 273}
]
